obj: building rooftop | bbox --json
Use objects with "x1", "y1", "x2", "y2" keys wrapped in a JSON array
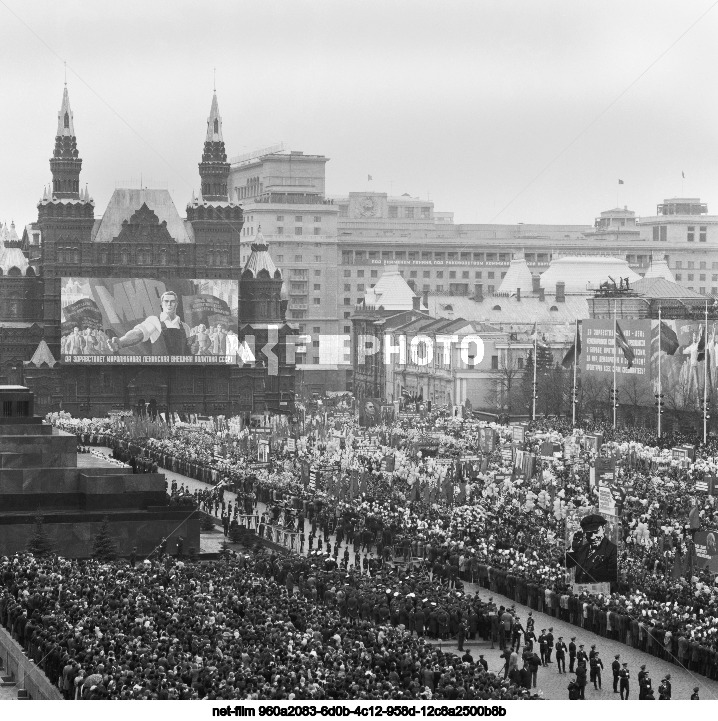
[
  {"x1": 496, "y1": 254, "x2": 534, "y2": 295},
  {"x1": 631, "y1": 277, "x2": 703, "y2": 299},
  {"x1": 92, "y1": 189, "x2": 194, "y2": 244},
  {"x1": 643, "y1": 256, "x2": 675, "y2": 282},
  {"x1": 242, "y1": 229, "x2": 281, "y2": 278},
  {"x1": 539, "y1": 256, "x2": 640, "y2": 293},
  {"x1": 362, "y1": 265, "x2": 418, "y2": 311},
  {"x1": 428, "y1": 293, "x2": 589, "y2": 330}
]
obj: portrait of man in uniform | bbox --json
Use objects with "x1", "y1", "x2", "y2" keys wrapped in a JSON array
[
  {"x1": 565, "y1": 513, "x2": 618, "y2": 584},
  {"x1": 109, "y1": 290, "x2": 191, "y2": 356}
]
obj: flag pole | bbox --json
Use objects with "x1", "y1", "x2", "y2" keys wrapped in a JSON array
[
  {"x1": 572, "y1": 318, "x2": 578, "y2": 427},
  {"x1": 705, "y1": 299, "x2": 709, "y2": 444},
  {"x1": 657, "y1": 304, "x2": 662, "y2": 438},
  {"x1": 533, "y1": 327, "x2": 538, "y2": 421},
  {"x1": 613, "y1": 300, "x2": 617, "y2": 429}
]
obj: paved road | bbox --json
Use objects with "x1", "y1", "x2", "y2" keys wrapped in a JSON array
[{"x1": 98, "y1": 448, "x2": 718, "y2": 700}]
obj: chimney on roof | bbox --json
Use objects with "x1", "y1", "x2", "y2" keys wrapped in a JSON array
[
  {"x1": 556, "y1": 281, "x2": 565, "y2": 303},
  {"x1": 422, "y1": 290, "x2": 429, "y2": 309},
  {"x1": 412, "y1": 296, "x2": 420, "y2": 311},
  {"x1": 538, "y1": 288, "x2": 545, "y2": 302},
  {"x1": 516, "y1": 288, "x2": 521, "y2": 302},
  {"x1": 474, "y1": 284, "x2": 483, "y2": 302},
  {"x1": 531, "y1": 275, "x2": 540, "y2": 293}
]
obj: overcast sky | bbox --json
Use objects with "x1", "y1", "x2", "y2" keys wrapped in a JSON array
[{"x1": 2, "y1": 0, "x2": 718, "y2": 229}]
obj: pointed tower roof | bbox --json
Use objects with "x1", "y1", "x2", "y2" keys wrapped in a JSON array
[
  {"x1": 644, "y1": 255, "x2": 675, "y2": 282},
  {"x1": 242, "y1": 227, "x2": 281, "y2": 278},
  {"x1": 56, "y1": 85, "x2": 75, "y2": 138},
  {"x1": 497, "y1": 253, "x2": 534, "y2": 295},
  {"x1": 364, "y1": 265, "x2": 418, "y2": 310},
  {"x1": 27, "y1": 340, "x2": 57, "y2": 368},
  {"x1": 206, "y1": 92, "x2": 224, "y2": 143}
]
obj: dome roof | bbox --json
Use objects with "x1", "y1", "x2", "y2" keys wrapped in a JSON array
[{"x1": 539, "y1": 256, "x2": 640, "y2": 293}]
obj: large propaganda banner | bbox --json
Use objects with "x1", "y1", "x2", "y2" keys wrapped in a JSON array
[
  {"x1": 695, "y1": 531, "x2": 718, "y2": 574},
  {"x1": 565, "y1": 507, "x2": 620, "y2": 593},
  {"x1": 60, "y1": 277, "x2": 239, "y2": 364},
  {"x1": 581, "y1": 317, "x2": 718, "y2": 411}
]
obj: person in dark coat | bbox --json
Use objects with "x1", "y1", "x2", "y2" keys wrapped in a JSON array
[
  {"x1": 555, "y1": 637, "x2": 567, "y2": 674},
  {"x1": 575, "y1": 661, "x2": 587, "y2": 700},
  {"x1": 612, "y1": 654, "x2": 621, "y2": 693},
  {"x1": 619, "y1": 663, "x2": 630, "y2": 700},
  {"x1": 414, "y1": 606, "x2": 425, "y2": 637}
]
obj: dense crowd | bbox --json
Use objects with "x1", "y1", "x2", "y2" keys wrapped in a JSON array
[
  {"x1": 22, "y1": 406, "x2": 718, "y2": 698},
  {"x1": 0, "y1": 552, "x2": 538, "y2": 700}
]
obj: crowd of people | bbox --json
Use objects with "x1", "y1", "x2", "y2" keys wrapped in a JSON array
[{"x1": 11, "y1": 407, "x2": 718, "y2": 699}]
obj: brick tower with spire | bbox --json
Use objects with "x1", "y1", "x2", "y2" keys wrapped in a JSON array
[
  {"x1": 237, "y1": 228, "x2": 295, "y2": 415},
  {"x1": 186, "y1": 91, "x2": 243, "y2": 279},
  {"x1": 37, "y1": 85, "x2": 95, "y2": 355}
]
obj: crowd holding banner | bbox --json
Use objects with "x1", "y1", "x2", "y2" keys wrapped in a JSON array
[{"x1": 6, "y1": 404, "x2": 718, "y2": 699}]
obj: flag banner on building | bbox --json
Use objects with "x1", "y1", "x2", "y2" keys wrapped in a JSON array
[
  {"x1": 562, "y1": 322, "x2": 582, "y2": 368},
  {"x1": 615, "y1": 322, "x2": 635, "y2": 368}
]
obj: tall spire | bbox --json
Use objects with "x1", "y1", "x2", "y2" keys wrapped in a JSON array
[
  {"x1": 50, "y1": 85, "x2": 82, "y2": 200},
  {"x1": 198, "y1": 91, "x2": 229, "y2": 202},
  {"x1": 205, "y1": 92, "x2": 224, "y2": 143},
  {"x1": 56, "y1": 85, "x2": 75, "y2": 137}
]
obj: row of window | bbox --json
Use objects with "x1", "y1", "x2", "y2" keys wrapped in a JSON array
[
  {"x1": 341, "y1": 250, "x2": 520, "y2": 263},
  {"x1": 674, "y1": 260, "x2": 717, "y2": 269},
  {"x1": 651, "y1": 225, "x2": 708, "y2": 242},
  {"x1": 338, "y1": 206, "x2": 431, "y2": 219},
  {"x1": 276, "y1": 216, "x2": 322, "y2": 223},
  {"x1": 56, "y1": 248, "x2": 228, "y2": 266},
  {"x1": 674, "y1": 273, "x2": 718, "y2": 282}
]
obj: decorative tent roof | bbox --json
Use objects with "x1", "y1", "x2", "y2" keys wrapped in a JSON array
[
  {"x1": 362, "y1": 265, "x2": 417, "y2": 311},
  {"x1": 496, "y1": 254, "x2": 535, "y2": 295},
  {"x1": 539, "y1": 256, "x2": 640, "y2": 293},
  {"x1": 92, "y1": 189, "x2": 194, "y2": 244},
  {"x1": 643, "y1": 256, "x2": 675, "y2": 282},
  {"x1": 26, "y1": 340, "x2": 57, "y2": 368},
  {"x1": 0, "y1": 222, "x2": 29, "y2": 275},
  {"x1": 242, "y1": 228, "x2": 281, "y2": 278}
]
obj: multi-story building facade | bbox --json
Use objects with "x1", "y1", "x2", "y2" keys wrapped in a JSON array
[
  {"x1": 228, "y1": 151, "x2": 343, "y2": 397},
  {"x1": 2, "y1": 88, "x2": 295, "y2": 417}
]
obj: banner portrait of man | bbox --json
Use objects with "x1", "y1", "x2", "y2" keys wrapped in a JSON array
[{"x1": 565, "y1": 512, "x2": 618, "y2": 586}]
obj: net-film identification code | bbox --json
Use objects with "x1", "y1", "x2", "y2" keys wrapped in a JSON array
[{"x1": 213, "y1": 705, "x2": 508, "y2": 717}]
